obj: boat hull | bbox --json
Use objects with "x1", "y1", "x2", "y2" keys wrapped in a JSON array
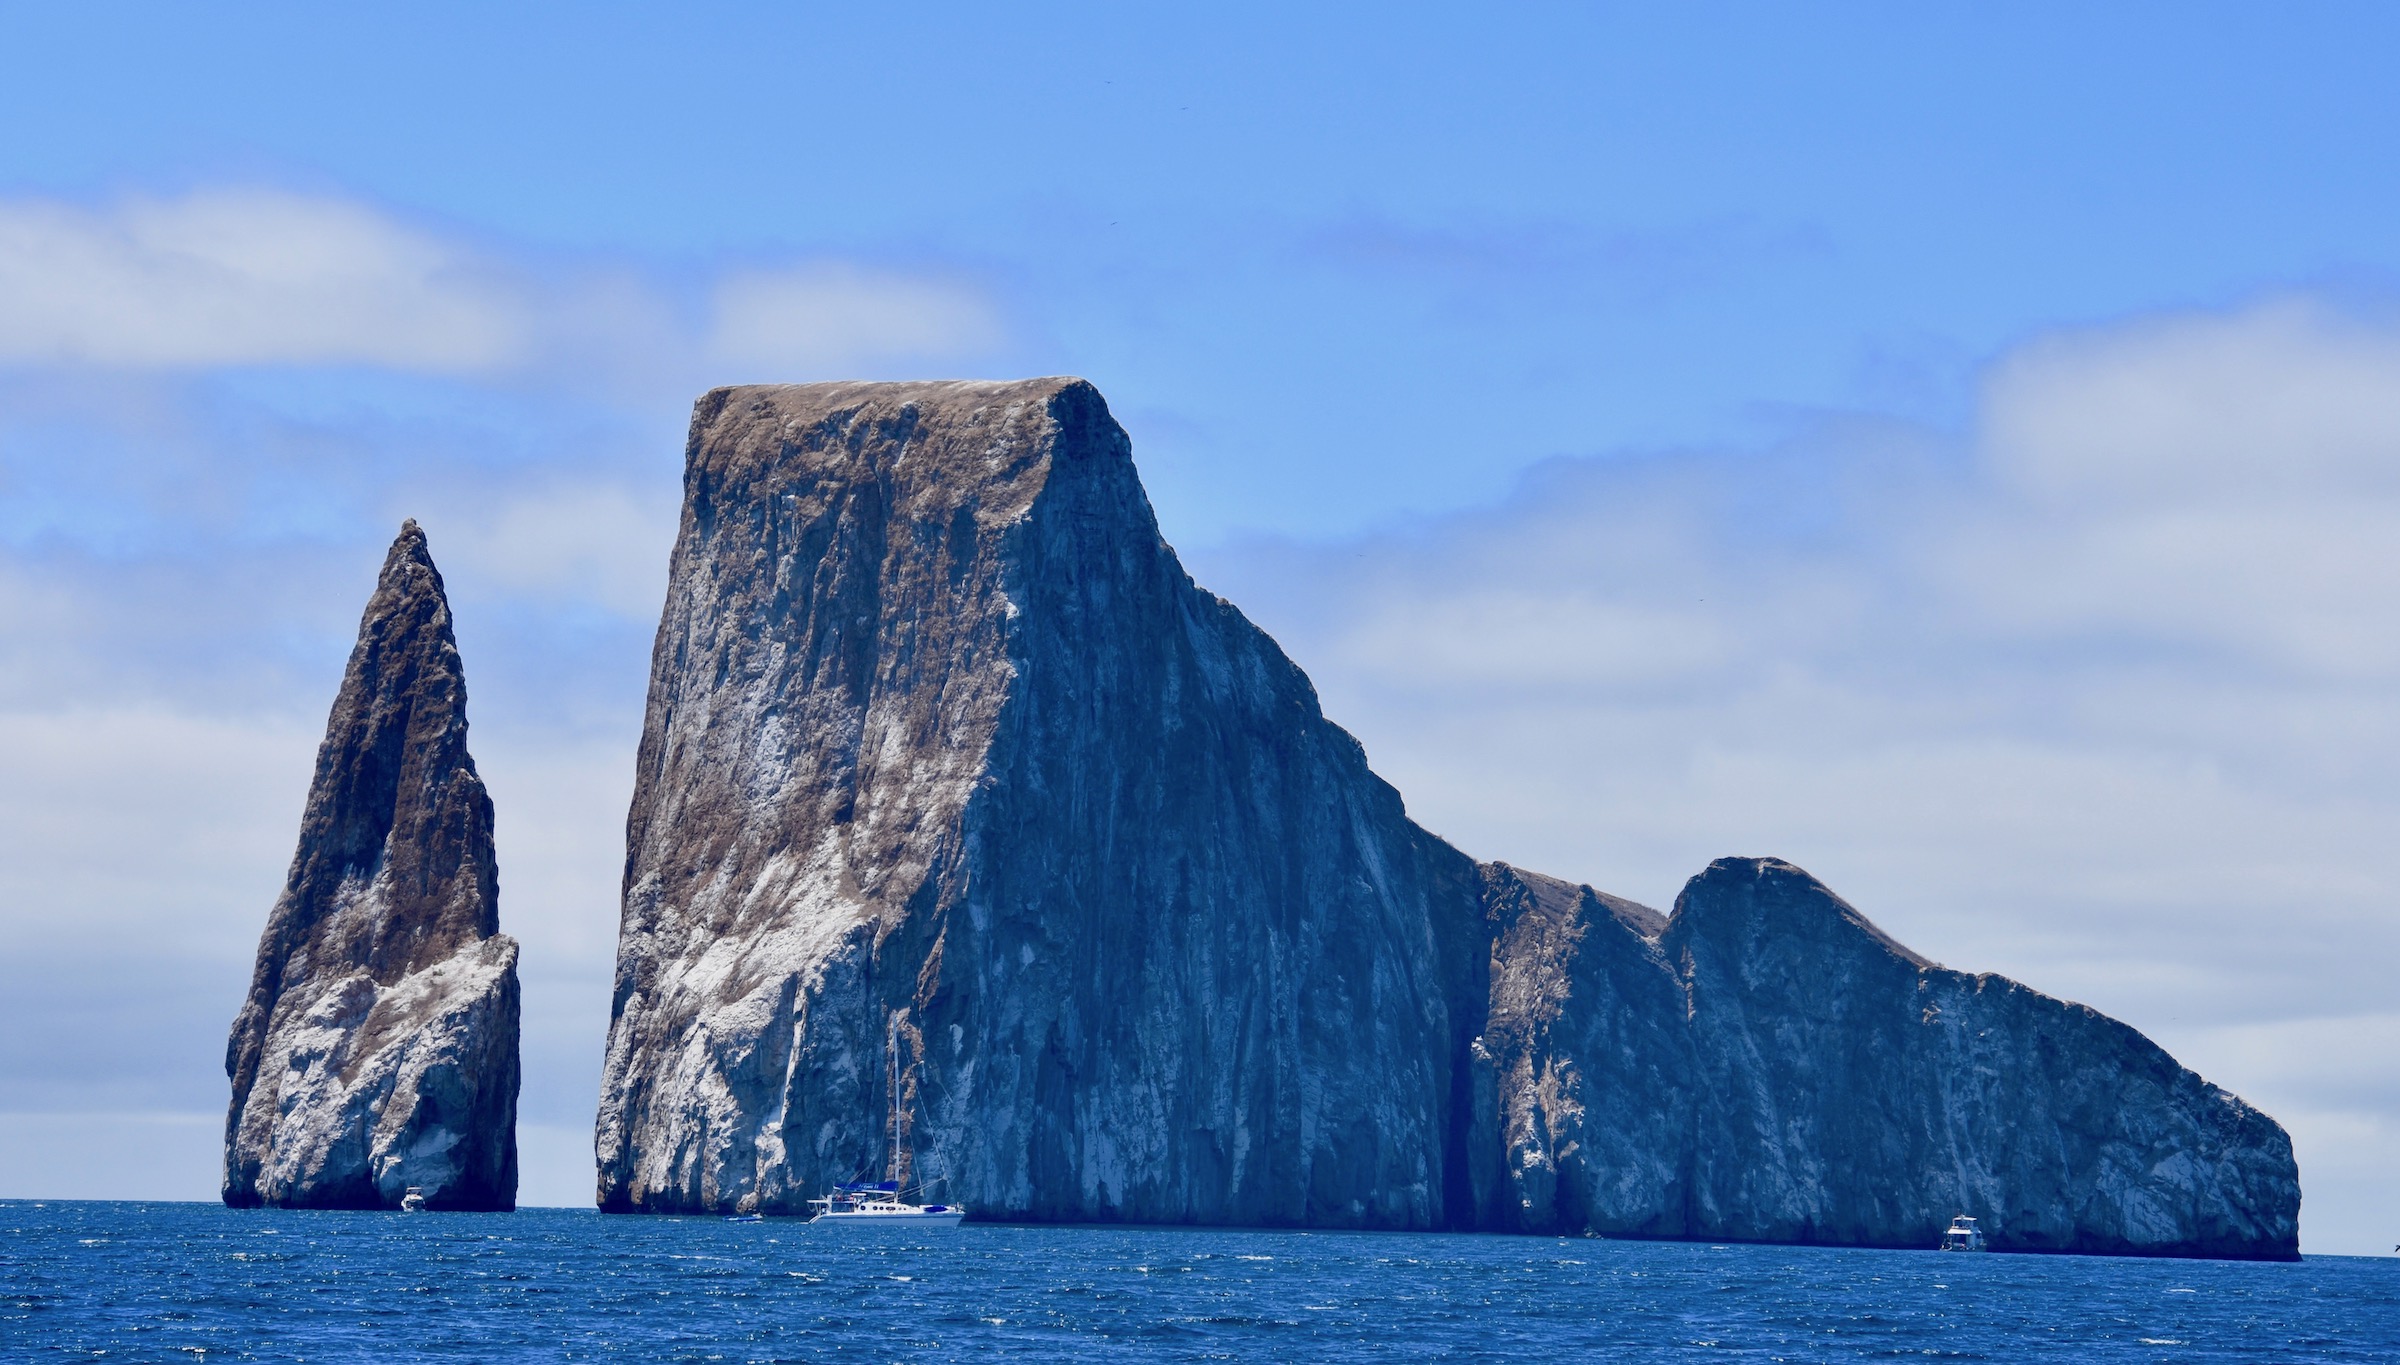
[{"x1": 810, "y1": 1210, "x2": 965, "y2": 1226}]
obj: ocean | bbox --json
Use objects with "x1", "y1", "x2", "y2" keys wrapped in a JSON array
[{"x1": 2, "y1": 1202, "x2": 2393, "y2": 1362}]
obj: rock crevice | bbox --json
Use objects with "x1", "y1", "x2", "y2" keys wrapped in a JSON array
[{"x1": 1476, "y1": 856, "x2": 2297, "y2": 1256}]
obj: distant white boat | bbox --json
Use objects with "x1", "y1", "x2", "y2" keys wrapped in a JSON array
[
  {"x1": 808, "y1": 1012, "x2": 967, "y2": 1227},
  {"x1": 400, "y1": 1187, "x2": 428, "y2": 1213},
  {"x1": 1939, "y1": 1214, "x2": 1987, "y2": 1252}
]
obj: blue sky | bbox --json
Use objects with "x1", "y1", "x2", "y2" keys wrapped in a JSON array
[
  {"x1": 2, "y1": 3, "x2": 2397, "y2": 1253},
  {"x1": 13, "y1": 3, "x2": 2400, "y2": 531}
]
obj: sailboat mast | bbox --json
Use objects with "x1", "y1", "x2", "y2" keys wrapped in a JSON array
[{"x1": 887, "y1": 1011, "x2": 900, "y2": 1188}]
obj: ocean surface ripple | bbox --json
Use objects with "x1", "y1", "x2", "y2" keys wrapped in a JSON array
[{"x1": 2, "y1": 1202, "x2": 2394, "y2": 1362}]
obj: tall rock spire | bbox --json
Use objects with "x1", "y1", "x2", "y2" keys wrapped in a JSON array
[{"x1": 224, "y1": 519, "x2": 519, "y2": 1211}]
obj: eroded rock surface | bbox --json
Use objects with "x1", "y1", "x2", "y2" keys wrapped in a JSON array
[
  {"x1": 596, "y1": 377, "x2": 2299, "y2": 1257},
  {"x1": 224, "y1": 520, "x2": 519, "y2": 1211},
  {"x1": 597, "y1": 380, "x2": 1483, "y2": 1225},
  {"x1": 1477, "y1": 857, "x2": 2299, "y2": 1257},
  {"x1": 1470, "y1": 862, "x2": 1691, "y2": 1236}
]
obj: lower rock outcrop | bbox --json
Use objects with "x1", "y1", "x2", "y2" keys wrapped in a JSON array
[{"x1": 1477, "y1": 857, "x2": 2299, "y2": 1257}]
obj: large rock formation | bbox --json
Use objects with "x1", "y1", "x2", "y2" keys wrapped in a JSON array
[
  {"x1": 224, "y1": 520, "x2": 519, "y2": 1211},
  {"x1": 596, "y1": 377, "x2": 2299, "y2": 1257},
  {"x1": 597, "y1": 380, "x2": 1484, "y2": 1224}
]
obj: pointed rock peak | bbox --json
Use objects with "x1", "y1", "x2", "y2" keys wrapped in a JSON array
[
  {"x1": 370, "y1": 518, "x2": 448, "y2": 617},
  {"x1": 223, "y1": 522, "x2": 517, "y2": 1211},
  {"x1": 287, "y1": 516, "x2": 486, "y2": 964},
  {"x1": 391, "y1": 517, "x2": 426, "y2": 561},
  {"x1": 384, "y1": 518, "x2": 427, "y2": 566},
  {"x1": 1664, "y1": 856, "x2": 1931, "y2": 968}
]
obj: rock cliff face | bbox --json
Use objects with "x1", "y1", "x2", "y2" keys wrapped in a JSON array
[
  {"x1": 224, "y1": 520, "x2": 519, "y2": 1212},
  {"x1": 598, "y1": 380, "x2": 1483, "y2": 1224},
  {"x1": 597, "y1": 377, "x2": 2299, "y2": 1257},
  {"x1": 1469, "y1": 863, "x2": 1691, "y2": 1237}
]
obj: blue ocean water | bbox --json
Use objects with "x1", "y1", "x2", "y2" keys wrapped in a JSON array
[{"x1": 2, "y1": 1202, "x2": 2394, "y2": 1362}]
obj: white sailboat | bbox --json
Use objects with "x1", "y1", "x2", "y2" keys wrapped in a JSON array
[{"x1": 808, "y1": 1014, "x2": 966, "y2": 1226}]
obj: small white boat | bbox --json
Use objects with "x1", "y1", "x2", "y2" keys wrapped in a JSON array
[
  {"x1": 1939, "y1": 1214, "x2": 1987, "y2": 1252},
  {"x1": 807, "y1": 1012, "x2": 967, "y2": 1227},
  {"x1": 399, "y1": 1187, "x2": 428, "y2": 1213},
  {"x1": 808, "y1": 1183, "x2": 964, "y2": 1225}
]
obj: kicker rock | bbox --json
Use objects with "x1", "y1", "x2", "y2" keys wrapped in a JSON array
[
  {"x1": 598, "y1": 379, "x2": 1486, "y2": 1223},
  {"x1": 596, "y1": 376, "x2": 2300, "y2": 1258},
  {"x1": 223, "y1": 520, "x2": 519, "y2": 1211}
]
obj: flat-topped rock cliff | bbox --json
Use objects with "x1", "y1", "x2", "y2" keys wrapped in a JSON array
[
  {"x1": 597, "y1": 379, "x2": 1484, "y2": 1224},
  {"x1": 224, "y1": 520, "x2": 519, "y2": 1211},
  {"x1": 595, "y1": 378, "x2": 2298, "y2": 1257}
]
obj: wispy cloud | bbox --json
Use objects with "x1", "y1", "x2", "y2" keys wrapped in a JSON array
[
  {"x1": 0, "y1": 189, "x2": 1012, "y2": 384},
  {"x1": 707, "y1": 263, "x2": 1006, "y2": 379},
  {"x1": 0, "y1": 191, "x2": 529, "y2": 371},
  {"x1": 1949, "y1": 300, "x2": 2400, "y2": 677},
  {"x1": 418, "y1": 481, "x2": 679, "y2": 620}
]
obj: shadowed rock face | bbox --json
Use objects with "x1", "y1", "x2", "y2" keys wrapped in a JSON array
[
  {"x1": 597, "y1": 377, "x2": 2299, "y2": 1258},
  {"x1": 1664, "y1": 857, "x2": 2297, "y2": 1257},
  {"x1": 1477, "y1": 857, "x2": 2299, "y2": 1258},
  {"x1": 1470, "y1": 863, "x2": 1692, "y2": 1237},
  {"x1": 224, "y1": 520, "x2": 519, "y2": 1212}
]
